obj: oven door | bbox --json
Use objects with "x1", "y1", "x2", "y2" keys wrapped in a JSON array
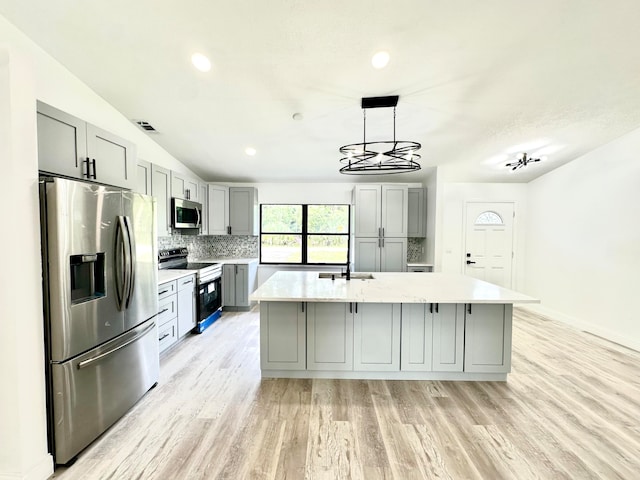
[{"x1": 196, "y1": 275, "x2": 222, "y2": 333}]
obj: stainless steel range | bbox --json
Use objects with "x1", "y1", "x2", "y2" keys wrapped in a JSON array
[{"x1": 158, "y1": 248, "x2": 222, "y2": 333}]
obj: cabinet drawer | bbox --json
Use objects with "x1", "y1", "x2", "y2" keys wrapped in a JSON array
[
  {"x1": 158, "y1": 318, "x2": 178, "y2": 353},
  {"x1": 157, "y1": 295, "x2": 177, "y2": 326},
  {"x1": 158, "y1": 281, "x2": 177, "y2": 300},
  {"x1": 178, "y1": 275, "x2": 195, "y2": 292}
]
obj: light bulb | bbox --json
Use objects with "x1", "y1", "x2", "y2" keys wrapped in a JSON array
[
  {"x1": 245, "y1": 147, "x2": 257, "y2": 156},
  {"x1": 191, "y1": 53, "x2": 211, "y2": 72},
  {"x1": 371, "y1": 51, "x2": 390, "y2": 69}
]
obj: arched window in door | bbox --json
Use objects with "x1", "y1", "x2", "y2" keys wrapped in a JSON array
[{"x1": 475, "y1": 211, "x2": 503, "y2": 225}]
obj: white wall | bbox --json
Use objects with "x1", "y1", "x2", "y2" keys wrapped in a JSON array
[
  {"x1": 0, "y1": 13, "x2": 192, "y2": 479},
  {"x1": 438, "y1": 182, "x2": 529, "y2": 291},
  {"x1": 0, "y1": 47, "x2": 52, "y2": 480},
  {"x1": 525, "y1": 127, "x2": 640, "y2": 351}
]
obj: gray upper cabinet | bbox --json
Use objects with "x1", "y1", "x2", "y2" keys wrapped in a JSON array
[
  {"x1": 208, "y1": 184, "x2": 229, "y2": 235},
  {"x1": 36, "y1": 101, "x2": 135, "y2": 190},
  {"x1": 151, "y1": 164, "x2": 172, "y2": 236},
  {"x1": 353, "y1": 184, "x2": 408, "y2": 238},
  {"x1": 171, "y1": 171, "x2": 199, "y2": 201},
  {"x1": 136, "y1": 160, "x2": 151, "y2": 195},
  {"x1": 199, "y1": 181, "x2": 208, "y2": 235},
  {"x1": 229, "y1": 187, "x2": 259, "y2": 236},
  {"x1": 408, "y1": 187, "x2": 427, "y2": 238}
]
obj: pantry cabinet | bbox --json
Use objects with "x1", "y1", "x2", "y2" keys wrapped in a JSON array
[
  {"x1": 37, "y1": 101, "x2": 136, "y2": 190},
  {"x1": 353, "y1": 184, "x2": 408, "y2": 272}
]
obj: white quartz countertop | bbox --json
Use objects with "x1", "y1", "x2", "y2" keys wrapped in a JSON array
[
  {"x1": 250, "y1": 271, "x2": 539, "y2": 304},
  {"x1": 407, "y1": 262, "x2": 434, "y2": 267},
  {"x1": 196, "y1": 257, "x2": 259, "y2": 265},
  {"x1": 158, "y1": 270, "x2": 195, "y2": 284}
]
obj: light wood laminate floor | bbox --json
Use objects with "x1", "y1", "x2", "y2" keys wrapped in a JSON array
[{"x1": 52, "y1": 307, "x2": 640, "y2": 479}]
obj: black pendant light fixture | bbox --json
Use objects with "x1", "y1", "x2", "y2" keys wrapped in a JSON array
[
  {"x1": 505, "y1": 152, "x2": 544, "y2": 171},
  {"x1": 339, "y1": 96, "x2": 421, "y2": 175}
]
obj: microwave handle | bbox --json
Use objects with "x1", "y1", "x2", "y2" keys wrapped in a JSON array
[{"x1": 196, "y1": 206, "x2": 201, "y2": 228}]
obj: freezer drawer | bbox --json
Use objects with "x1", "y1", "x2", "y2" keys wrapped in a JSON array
[{"x1": 50, "y1": 319, "x2": 159, "y2": 464}]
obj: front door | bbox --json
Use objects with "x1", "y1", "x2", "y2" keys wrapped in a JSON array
[{"x1": 464, "y1": 202, "x2": 514, "y2": 288}]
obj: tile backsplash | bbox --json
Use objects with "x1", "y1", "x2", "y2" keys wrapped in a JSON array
[
  {"x1": 407, "y1": 237, "x2": 425, "y2": 263},
  {"x1": 158, "y1": 234, "x2": 424, "y2": 263},
  {"x1": 158, "y1": 234, "x2": 259, "y2": 260}
]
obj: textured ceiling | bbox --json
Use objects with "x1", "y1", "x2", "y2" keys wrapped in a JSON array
[{"x1": 1, "y1": 0, "x2": 640, "y2": 183}]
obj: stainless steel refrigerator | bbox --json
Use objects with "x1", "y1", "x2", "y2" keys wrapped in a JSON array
[{"x1": 39, "y1": 176, "x2": 159, "y2": 465}]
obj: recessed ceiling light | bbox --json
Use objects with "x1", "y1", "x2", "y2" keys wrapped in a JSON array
[
  {"x1": 245, "y1": 147, "x2": 257, "y2": 156},
  {"x1": 191, "y1": 53, "x2": 211, "y2": 72},
  {"x1": 371, "y1": 51, "x2": 390, "y2": 69}
]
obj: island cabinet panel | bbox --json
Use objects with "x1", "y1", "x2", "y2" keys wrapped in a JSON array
[
  {"x1": 464, "y1": 304, "x2": 512, "y2": 373},
  {"x1": 307, "y1": 302, "x2": 353, "y2": 371},
  {"x1": 260, "y1": 302, "x2": 306, "y2": 370},
  {"x1": 353, "y1": 303, "x2": 401, "y2": 371},
  {"x1": 432, "y1": 303, "x2": 465, "y2": 372},
  {"x1": 400, "y1": 304, "x2": 434, "y2": 371}
]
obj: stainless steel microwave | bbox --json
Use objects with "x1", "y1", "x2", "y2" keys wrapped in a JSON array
[{"x1": 171, "y1": 198, "x2": 202, "y2": 229}]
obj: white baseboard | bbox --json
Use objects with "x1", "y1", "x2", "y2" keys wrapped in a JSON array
[
  {"x1": 521, "y1": 304, "x2": 640, "y2": 353},
  {"x1": 0, "y1": 454, "x2": 53, "y2": 480}
]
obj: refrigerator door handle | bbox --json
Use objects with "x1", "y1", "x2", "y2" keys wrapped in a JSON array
[
  {"x1": 115, "y1": 216, "x2": 127, "y2": 310},
  {"x1": 77, "y1": 322, "x2": 156, "y2": 370},
  {"x1": 123, "y1": 216, "x2": 136, "y2": 308}
]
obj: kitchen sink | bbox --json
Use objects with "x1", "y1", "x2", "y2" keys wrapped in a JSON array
[{"x1": 318, "y1": 272, "x2": 374, "y2": 280}]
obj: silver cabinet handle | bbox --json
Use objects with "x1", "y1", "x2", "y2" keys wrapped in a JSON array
[{"x1": 78, "y1": 323, "x2": 156, "y2": 370}]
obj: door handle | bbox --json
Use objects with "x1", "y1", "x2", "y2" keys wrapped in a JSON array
[
  {"x1": 466, "y1": 260, "x2": 476, "y2": 264},
  {"x1": 78, "y1": 322, "x2": 156, "y2": 369}
]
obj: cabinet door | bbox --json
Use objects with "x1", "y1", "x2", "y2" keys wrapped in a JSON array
[
  {"x1": 307, "y1": 303, "x2": 353, "y2": 371},
  {"x1": 151, "y1": 164, "x2": 172, "y2": 236},
  {"x1": 36, "y1": 101, "x2": 87, "y2": 179},
  {"x1": 464, "y1": 304, "x2": 512, "y2": 373},
  {"x1": 136, "y1": 160, "x2": 152, "y2": 195},
  {"x1": 235, "y1": 264, "x2": 249, "y2": 307},
  {"x1": 353, "y1": 185, "x2": 381, "y2": 237},
  {"x1": 222, "y1": 264, "x2": 236, "y2": 307},
  {"x1": 199, "y1": 181, "x2": 208, "y2": 235},
  {"x1": 353, "y1": 237, "x2": 380, "y2": 272},
  {"x1": 171, "y1": 171, "x2": 198, "y2": 201},
  {"x1": 400, "y1": 304, "x2": 433, "y2": 371},
  {"x1": 380, "y1": 237, "x2": 407, "y2": 272},
  {"x1": 353, "y1": 303, "x2": 400, "y2": 371},
  {"x1": 229, "y1": 187, "x2": 258, "y2": 235},
  {"x1": 208, "y1": 184, "x2": 230, "y2": 235},
  {"x1": 408, "y1": 188, "x2": 426, "y2": 238},
  {"x1": 260, "y1": 302, "x2": 306, "y2": 370},
  {"x1": 381, "y1": 184, "x2": 408, "y2": 237},
  {"x1": 432, "y1": 303, "x2": 464, "y2": 372},
  {"x1": 86, "y1": 123, "x2": 135, "y2": 190},
  {"x1": 176, "y1": 275, "x2": 196, "y2": 337}
]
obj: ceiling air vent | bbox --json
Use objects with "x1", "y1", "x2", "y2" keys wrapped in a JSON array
[{"x1": 133, "y1": 120, "x2": 158, "y2": 133}]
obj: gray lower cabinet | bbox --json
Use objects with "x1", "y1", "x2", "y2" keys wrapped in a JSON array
[
  {"x1": 464, "y1": 304, "x2": 512, "y2": 373},
  {"x1": 307, "y1": 302, "x2": 353, "y2": 371},
  {"x1": 158, "y1": 281, "x2": 178, "y2": 354},
  {"x1": 260, "y1": 302, "x2": 306, "y2": 370},
  {"x1": 37, "y1": 101, "x2": 135, "y2": 190},
  {"x1": 354, "y1": 237, "x2": 407, "y2": 272},
  {"x1": 353, "y1": 303, "x2": 401, "y2": 371},
  {"x1": 223, "y1": 262, "x2": 258, "y2": 310},
  {"x1": 176, "y1": 274, "x2": 196, "y2": 337},
  {"x1": 400, "y1": 303, "x2": 464, "y2": 372},
  {"x1": 432, "y1": 303, "x2": 465, "y2": 372}
]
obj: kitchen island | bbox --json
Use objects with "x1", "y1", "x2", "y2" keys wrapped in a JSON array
[{"x1": 250, "y1": 271, "x2": 539, "y2": 381}]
